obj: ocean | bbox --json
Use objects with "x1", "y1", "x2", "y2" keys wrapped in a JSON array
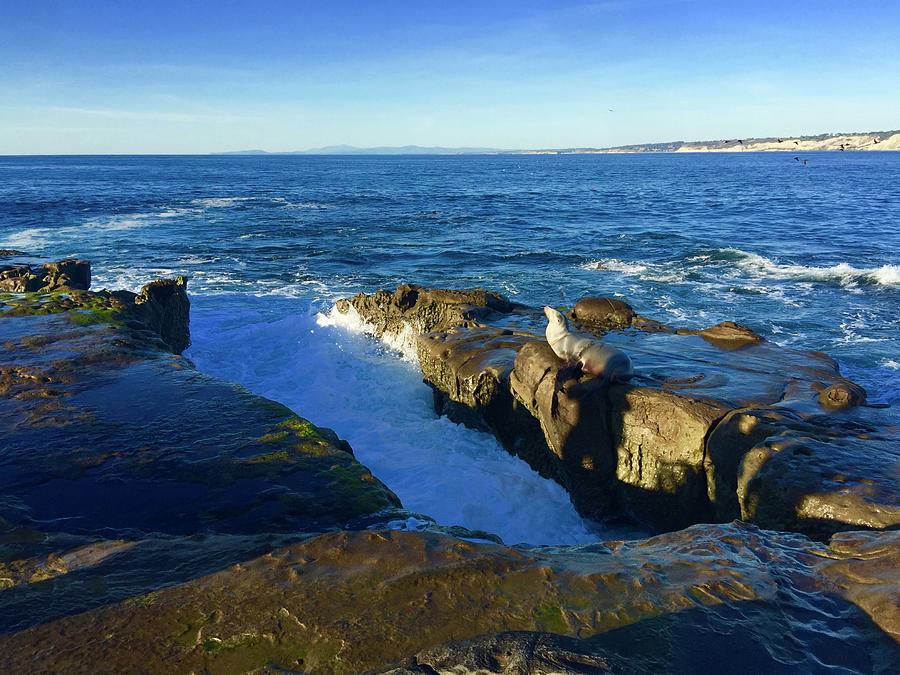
[{"x1": 2, "y1": 152, "x2": 898, "y2": 545}]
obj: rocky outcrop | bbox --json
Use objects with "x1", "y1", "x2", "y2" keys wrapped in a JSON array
[
  {"x1": 131, "y1": 276, "x2": 191, "y2": 352},
  {"x1": 338, "y1": 286, "x2": 898, "y2": 536},
  {"x1": 2, "y1": 266, "x2": 899, "y2": 673},
  {"x1": 1, "y1": 266, "x2": 400, "y2": 633},
  {"x1": 0, "y1": 258, "x2": 90, "y2": 292},
  {"x1": 2, "y1": 524, "x2": 897, "y2": 673}
]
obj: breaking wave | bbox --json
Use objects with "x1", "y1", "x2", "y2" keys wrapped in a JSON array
[{"x1": 582, "y1": 248, "x2": 900, "y2": 288}]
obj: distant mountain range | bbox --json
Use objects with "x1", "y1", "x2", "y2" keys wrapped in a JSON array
[
  {"x1": 216, "y1": 130, "x2": 900, "y2": 156},
  {"x1": 215, "y1": 145, "x2": 504, "y2": 155}
]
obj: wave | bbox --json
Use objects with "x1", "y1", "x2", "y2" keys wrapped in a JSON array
[
  {"x1": 191, "y1": 197, "x2": 256, "y2": 208},
  {"x1": 581, "y1": 248, "x2": 900, "y2": 288},
  {"x1": 192, "y1": 196, "x2": 329, "y2": 210},
  {"x1": 579, "y1": 258, "x2": 687, "y2": 283},
  {"x1": 725, "y1": 249, "x2": 900, "y2": 287},
  {"x1": 316, "y1": 303, "x2": 420, "y2": 363}
]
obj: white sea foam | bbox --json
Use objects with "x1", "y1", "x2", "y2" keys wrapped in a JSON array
[
  {"x1": 191, "y1": 196, "x2": 256, "y2": 208},
  {"x1": 316, "y1": 303, "x2": 420, "y2": 363},
  {"x1": 580, "y1": 258, "x2": 686, "y2": 283},
  {"x1": 188, "y1": 297, "x2": 601, "y2": 545},
  {"x1": 726, "y1": 248, "x2": 900, "y2": 287},
  {"x1": 582, "y1": 249, "x2": 900, "y2": 289},
  {"x1": 273, "y1": 197, "x2": 329, "y2": 209}
]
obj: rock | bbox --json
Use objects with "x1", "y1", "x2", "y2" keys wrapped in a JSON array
[
  {"x1": 706, "y1": 407, "x2": 900, "y2": 536},
  {"x1": 0, "y1": 258, "x2": 90, "y2": 292},
  {"x1": 1, "y1": 269, "x2": 401, "y2": 633},
  {"x1": 820, "y1": 529, "x2": 900, "y2": 643},
  {"x1": 133, "y1": 276, "x2": 191, "y2": 353},
  {"x1": 338, "y1": 286, "x2": 892, "y2": 537},
  {"x1": 737, "y1": 430, "x2": 900, "y2": 537},
  {"x1": 570, "y1": 296, "x2": 669, "y2": 334},
  {"x1": 571, "y1": 296, "x2": 637, "y2": 328},
  {"x1": 0, "y1": 249, "x2": 30, "y2": 257},
  {"x1": 608, "y1": 385, "x2": 724, "y2": 528},
  {"x1": 336, "y1": 284, "x2": 521, "y2": 354},
  {"x1": 817, "y1": 381, "x2": 868, "y2": 410},
  {"x1": 676, "y1": 321, "x2": 765, "y2": 349},
  {"x1": 2, "y1": 524, "x2": 897, "y2": 673},
  {"x1": 39, "y1": 259, "x2": 92, "y2": 292},
  {"x1": 381, "y1": 631, "x2": 629, "y2": 674}
]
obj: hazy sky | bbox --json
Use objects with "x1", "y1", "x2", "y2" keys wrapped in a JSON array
[{"x1": 2, "y1": 0, "x2": 898, "y2": 154}]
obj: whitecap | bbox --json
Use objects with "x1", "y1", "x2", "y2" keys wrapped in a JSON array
[
  {"x1": 580, "y1": 258, "x2": 686, "y2": 283},
  {"x1": 191, "y1": 196, "x2": 256, "y2": 208},
  {"x1": 724, "y1": 248, "x2": 900, "y2": 287}
]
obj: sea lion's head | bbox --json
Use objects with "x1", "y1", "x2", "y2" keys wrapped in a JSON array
[{"x1": 544, "y1": 306, "x2": 569, "y2": 334}]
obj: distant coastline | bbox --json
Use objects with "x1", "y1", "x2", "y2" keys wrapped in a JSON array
[{"x1": 217, "y1": 129, "x2": 900, "y2": 156}]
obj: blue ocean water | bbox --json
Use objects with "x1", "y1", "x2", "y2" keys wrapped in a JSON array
[{"x1": 2, "y1": 153, "x2": 898, "y2": 543}]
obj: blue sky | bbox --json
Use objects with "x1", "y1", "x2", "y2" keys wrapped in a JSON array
[{"x1": 1, "y1": 0, "x2": 898, "y2": 154}]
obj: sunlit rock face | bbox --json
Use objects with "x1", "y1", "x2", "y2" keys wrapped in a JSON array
[{"x1": 340, "y1": 286, "x2": 898, "y2": 536}]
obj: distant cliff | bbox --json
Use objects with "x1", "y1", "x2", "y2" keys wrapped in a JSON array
[{"x1": 524, "y1": 130, "x2": 900, "y2": 154}]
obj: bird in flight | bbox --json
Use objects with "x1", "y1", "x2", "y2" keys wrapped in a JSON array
[{"x1": 793, "y1": 157, "x2": 808, "y2": 165}]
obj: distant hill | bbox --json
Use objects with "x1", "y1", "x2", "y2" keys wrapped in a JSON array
[{"x1": 519, "y1": 130, "x2": 900, "y2": 154}]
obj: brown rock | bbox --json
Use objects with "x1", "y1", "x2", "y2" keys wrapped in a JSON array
[
  {"x1": 817, "y1": 381, "x2": 867, "y2": 409},
  {"x1": 736, "y1": 431, "x2": 900, "y2": 538},
  {"x1": 571, "y1": 296, "x2": 636, "y2": 328},
  {"x1": 0, "y1": 258, "x2": 91, "y2": 293},
  {"x1": 132, "y1": 276, "x2": 191, "y2": 353}
]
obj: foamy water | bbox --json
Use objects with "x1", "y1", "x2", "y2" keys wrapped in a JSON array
[{"x1": 187, "y1": 296, "x2": 602, "y2": 545}]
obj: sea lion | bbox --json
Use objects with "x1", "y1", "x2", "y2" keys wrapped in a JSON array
[{"x1": 544, "y1": 306, "x2": 633, "y2": 382}]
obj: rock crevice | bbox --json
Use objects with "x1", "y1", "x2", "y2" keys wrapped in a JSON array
[{"x1": 338, "y1": 287, "x2": 898, "y2": 537}]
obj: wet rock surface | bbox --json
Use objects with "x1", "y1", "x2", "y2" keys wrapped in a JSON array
[
  {"x1": 340, "y1": 286, "x2": 899, "y2": 537},
  {"x1": 2, "y1": 525, "x2": 898, "y2": 673},
  {"x1": 2, "y1": 267, "x2": 898, "y2": 673},
  {"x1": 1, "y1": 263, "x2": 399, "y2": 633}
]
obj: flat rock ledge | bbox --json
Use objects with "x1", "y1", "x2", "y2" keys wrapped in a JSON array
[
  {"x1": 338, "y1": 285, "x2": 899, "y2": 537},
  {"x1": 2, "y1": 266, "x2": 899, "y2": 673}
]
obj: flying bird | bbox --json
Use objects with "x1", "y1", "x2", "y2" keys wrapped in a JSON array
[
  {"x1": 794, "y1": 141, "x2": 800, "y2": 145},
  {"x1": 793, "y1": 157, "x2": 808, "y2": 166}
]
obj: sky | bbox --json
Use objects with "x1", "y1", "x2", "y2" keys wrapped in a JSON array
[{"x1": 1, "y1": 0, "x2": 899, "y2": 154}]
